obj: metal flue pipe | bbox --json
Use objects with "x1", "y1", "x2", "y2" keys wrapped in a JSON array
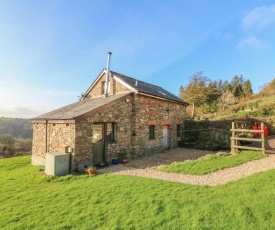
[{"x1": 105, "y1": 52, "x2": 112, "y2": 97}]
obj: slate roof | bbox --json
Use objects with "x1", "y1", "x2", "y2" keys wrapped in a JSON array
[
  {"x1": 34, "y1": 92, "x2": 131, "y2": 120},
  {"x1": 111, "y1": 70, "x2": 188, "y2": 105}
]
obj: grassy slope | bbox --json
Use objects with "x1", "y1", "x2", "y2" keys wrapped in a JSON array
[
  {"x1": 159, "y1": 151, "x2": 265, "y2": 175},
  {"x1": 214, "y1": 95, "x2": 275, "y2": 120},
  {"x1": 1, "y1": 156, "x2": 275, "y2": 229}
]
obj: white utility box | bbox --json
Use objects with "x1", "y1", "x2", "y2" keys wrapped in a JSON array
[{"x1": 45, "y1": 152, "x2": 70, "y2": 176}]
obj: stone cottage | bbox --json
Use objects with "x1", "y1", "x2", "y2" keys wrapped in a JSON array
[{"x1": 32, "y1": 68, "x2": 188, "y2": 170}]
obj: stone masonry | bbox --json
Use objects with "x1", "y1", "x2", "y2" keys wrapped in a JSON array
[{"x1": 32, "y1": 70, "x2": 187, "y2": 171}]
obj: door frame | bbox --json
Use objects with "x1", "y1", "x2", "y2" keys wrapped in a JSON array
[{"x1": 163, "y1": 125, "x2": 170, "y2": 150}]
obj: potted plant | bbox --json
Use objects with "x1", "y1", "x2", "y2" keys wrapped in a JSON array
[
  {"x1": 86, "y1": 166, "x2": 96, "y2": 175},
  {"x1": 118, "y1": 150, "x2": 128, "y2": 164},
  {"x1": 121, "y1": 158, "x2": 128, "y2": 164},
  {"x1": 111, "y1": 157, "x2": 119, "y2": 165}
]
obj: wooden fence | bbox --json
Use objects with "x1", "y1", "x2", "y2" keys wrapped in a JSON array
[{"x1": 230, "y1": 122, "x2": 265, "y2": 154}]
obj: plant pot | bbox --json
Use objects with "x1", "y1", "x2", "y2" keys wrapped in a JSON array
[
  {"x1": 87, "y1": 169, "x2": 96, "y2": 175},
  {"x1": 112, "y1": 159, "x2": 118, "y2": 164}
]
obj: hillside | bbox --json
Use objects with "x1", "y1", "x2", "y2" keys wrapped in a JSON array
[
  {"x1": 0, "y1": 118, "x2": 32, "y2": 158},
  {"x1": 212, "y1": 94, "x2": 275, "y2": 120},
  {"x1": 0, "y1": 117, "x2": 32, "y2": 138}
]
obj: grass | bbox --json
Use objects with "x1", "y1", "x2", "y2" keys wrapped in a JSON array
[
  {"x1": 1, "y1": 155, "x2": 275, "y2": 229},
  {"x1": 157, "y1": 151, "x2": 265, "y2": 175}
]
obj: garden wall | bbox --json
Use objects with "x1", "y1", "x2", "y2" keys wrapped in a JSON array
[{"x1": 179, "y1": 118, "x2": 261, "y2": 151}]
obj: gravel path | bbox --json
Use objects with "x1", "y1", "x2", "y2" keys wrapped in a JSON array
[{"x1": 97, "y1": 148, "x2": 275, "y2": 186}]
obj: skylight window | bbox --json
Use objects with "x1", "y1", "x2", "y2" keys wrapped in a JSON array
[{"x1": 158, "y1": 90, "x2": 167, "y2": 96}]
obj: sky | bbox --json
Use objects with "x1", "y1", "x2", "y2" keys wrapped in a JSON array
[{"x1": 0, "y1": 0, "x2": 275, "y2": 118}]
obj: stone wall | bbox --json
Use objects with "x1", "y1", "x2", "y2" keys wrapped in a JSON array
[
  {"x1": 73, "y1": 122, "x2": 93, "y2": 168},
  {"x1": 86, "y1": 73, "x2": 130, "y2": 98},
  {"x1": 32, "y1": 93, "x2": 187, "y2": 169},
  {"x1": 86, "y1": 94, "x2": 134, "y2": 160},
  {"x1": 32, "y1": 123, "x2": 75, "y2": 166},
  {"x1": 47, "y1": 124, "x2": 75, "y2": 152},
  {"x1": 76, "y1": 93, "x2": 187, "y2": 163},
  {"x1": 179, "y1": 119, "x2": 259, "y2": 151},
  {"x1": 32, "y1": 123, "x2": 47, "y2": 165},
  {"x1": 131, "y1": 94, "x2": 187, "y2": 156}
]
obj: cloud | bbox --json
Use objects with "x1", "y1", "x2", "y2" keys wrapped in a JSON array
[
  {"x1": 237, "y1": 36, "x2": 268, "y2": 50},
  {"x1": 242, "y1": 4, "x2": 275, "y2": 31},
  {"x1": 0, "y1": 81, "x2": 79, "y2": 118}
]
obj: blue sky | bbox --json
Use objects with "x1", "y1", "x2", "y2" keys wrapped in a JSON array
[{"x1": 1, "y1": 0, "x2": 275, "y2": 118}]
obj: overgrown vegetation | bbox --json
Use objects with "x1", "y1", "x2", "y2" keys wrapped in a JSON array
[
  {"x1": 1, "y1": 156, "x2": 275, "y2": 229},
  {"x1": 159, "y1": 151, "x2": 265, "y2": 175},
  {"x1": 0, "y1": 117, "x2": 32, "y2": 138},
  {"x1": 0, "y1": 134, "x2": 32, "y2": 158},
  {"x1": 179, "y1": 74, "x2": 275, "y2": 120},
  {"x1": 0, "y1": 118, "x2": 32, "y2": 158}
]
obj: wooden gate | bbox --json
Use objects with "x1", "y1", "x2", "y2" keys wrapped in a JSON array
[{"x1": 230, "y1": 122, "x2": 265, "y2": 154}]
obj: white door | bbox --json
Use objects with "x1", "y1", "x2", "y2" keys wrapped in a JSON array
[{"x1": 163, "y1": 126, "x2": 170, "y2": 149}]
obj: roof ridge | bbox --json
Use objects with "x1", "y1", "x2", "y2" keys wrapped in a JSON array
[{"x1": 110, "y1": 70, "x2": 163, "y2": 89}]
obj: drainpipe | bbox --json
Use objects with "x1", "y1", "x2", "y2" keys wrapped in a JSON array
[
  {"x1": 45, "y1": 120, "x2": 48, "y2": 153},
  {"x1": 105, "y1": 52, "x2": 112, "y2": 97}
]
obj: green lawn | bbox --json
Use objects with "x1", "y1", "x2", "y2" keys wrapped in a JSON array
[
  {"x1": 158, "y1": 151, "x2": 266, "y2": 175},
  {"x1": 1, "y1": 156, "x2": 275, "y2": 229}
]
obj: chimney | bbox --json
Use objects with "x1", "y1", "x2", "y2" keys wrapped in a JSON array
[{"x1": 105, "y1": 52, "x2": 112, "y2": 97}]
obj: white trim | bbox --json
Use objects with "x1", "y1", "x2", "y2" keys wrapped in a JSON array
[{"x1": 82, "y1": 69, "x2": 107, "y2": 99}]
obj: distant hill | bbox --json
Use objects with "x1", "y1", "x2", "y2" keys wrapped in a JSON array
[{"x1": 0, "y1": 118, "x2": 32, "y2": 138}]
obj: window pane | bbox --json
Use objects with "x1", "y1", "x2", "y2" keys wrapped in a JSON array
[
  {"x1": 92, "y1": 124, "x2": 103, "y2": 143},
  {"x1": 106, "y1": 123, "x2": 114, "y2": 141}
]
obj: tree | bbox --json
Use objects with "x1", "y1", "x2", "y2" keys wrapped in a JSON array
[
  {"x1": 0, "y1": 134, "x2": 15, "y2": 147},
  {"x1": 202, "y1": 80, "x2": 221, "y2": 113},
  {"x1": 223, "y1": 81, "x2": 232, "y2": 92},
  {"x1": 231, "y1": 75, "x2": 240, "y2": 89},
  {"x1": 243, "y1": 80, "x2": 253, "y2": 97},
  {"x1": 232, "y1": 84, "x2": 243, "y2": 98},
  {"x1": 219, "y1": 92, "x2": 239, "y2": 110},
  {"x1": 217, "y1": 79, "x2": 223, "y2": 93},
  {"x1": 179, "y1": 72, "x2": 210, "y2": 118},
  {"x1": 179, "y1": 72, "x2": 220, "y2": 117}
]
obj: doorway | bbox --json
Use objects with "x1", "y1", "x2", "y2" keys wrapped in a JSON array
[
  {"x1": 92, "y1": 123, "x2": 105, "y2": 165},
  {"x1": 163, "y1": 125, "x2": 170, "y2": 149},
  {"x1": 92, "y1": 123, "x2": 116, "y2": 165}
]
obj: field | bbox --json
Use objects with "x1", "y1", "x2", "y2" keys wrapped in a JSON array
[{"x1": 1, "y1": 156, "x2": 275, "y2": 229}]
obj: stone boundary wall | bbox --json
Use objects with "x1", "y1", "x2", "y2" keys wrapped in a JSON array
[{"x1": 180, "y1": 118, "x2": 260, "y2": 151}]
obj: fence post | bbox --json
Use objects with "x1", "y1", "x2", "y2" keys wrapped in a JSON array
[
  {"x1": 261, "y1": 122, "x2": 265, "y2": 154},
  {"x1": 231, "y1": 122, "x2": 235, "y2": 154}
]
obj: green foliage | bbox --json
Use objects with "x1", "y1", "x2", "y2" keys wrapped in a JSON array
[
  {"x1": 0, "y1": 134, "x2": 15, "y2": 147},
  {"x1": 0, "y1": 118, "x2": 32, "y2": 138},
  {"x1": 243, "y1": 80, "x2": 253, "y2": 97},
  {"x1": 224, "y1": 81, "x2": 232, "y2": 92},
  {"x1": 233, "y1": 84, "x2": 243, "y2": 98},
  {"x1": 180, "y1": 72, "x2": 221, "y2": 117},
  {"x1": 1, "y1": 156, "x2": 275, "y2": 229},
  {"x1": 270, "y1": 78, "x2": 275, "y2": 87},
  {"x1": 0, "y1": 136, "x2": 32, "y2": 158},
  {"x1": 160, "y1": 151, "x2": 265, "y2": 175}
]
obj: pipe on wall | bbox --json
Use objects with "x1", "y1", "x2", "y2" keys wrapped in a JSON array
[{"x1": 105, "y1": 52, "x2": 112, "y2": 97}]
